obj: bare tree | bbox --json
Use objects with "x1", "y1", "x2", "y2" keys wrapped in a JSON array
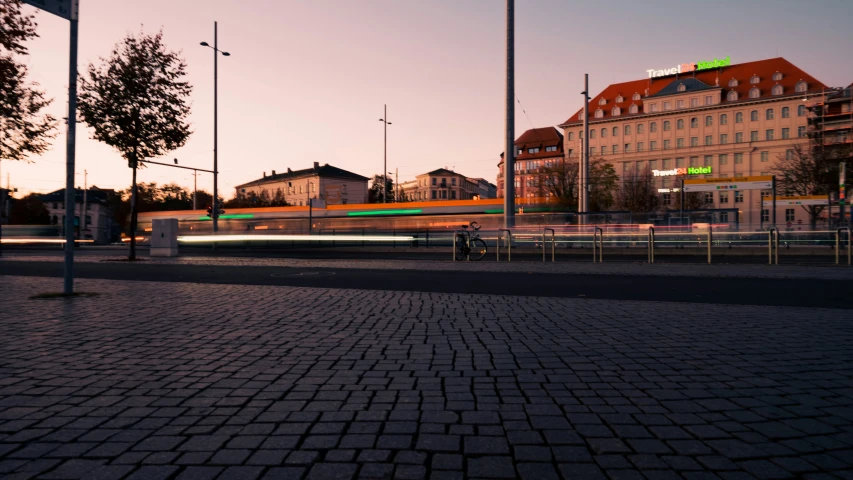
[
  {"x1": 617, "y1": 167, "x2": 659, "y2": 213},
  {"x1": 770, "y1": 142, "x2": 839, "y2": 229},
  {"x1": 538, "y1": 157, "x2": 618, "y2": 211},
  {"x1": 78, "y1": 29, "x2": 192, "y2": 259}
]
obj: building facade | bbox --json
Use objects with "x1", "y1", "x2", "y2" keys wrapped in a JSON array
[
  {"x1": 39, "y1": 187, "x2": 117, "y2": 244},
  {"x1": 234, "y1": 162, "x2": 368, "y2": 206},
  {"x1": 496, "y1": 127, "x2": 564, "y2": 199},
  {"x1": 399, "y1": 169, "x2": 496, "y2": 201},
  {"x1": 558, "y1": 57, "x2": 827, "y2": 227}
]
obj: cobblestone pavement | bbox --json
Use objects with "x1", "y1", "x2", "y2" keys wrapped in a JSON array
[
  {"x1": 1, "y1": 276, "x2": 852, "y2": 480},
  {"x1": 5, "y1": 254, "x2": 853, "y2": 280}
]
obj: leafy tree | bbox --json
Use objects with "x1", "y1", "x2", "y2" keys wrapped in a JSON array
[
  {"x1": 9, "y1": 193, "x2": 49, "y2": 224},
  {"x1": 0, "y1": 0, "x2": 57, "y2": 163},
  {"x1": 617, "y1": 168, "x2": 659, "y2": 213},
  {"x1": 368, "y1": 174, "x2": 394, "y2": 203},
  {"x1": 78, "y1": 28, "x2": 192, "y2": 259}
]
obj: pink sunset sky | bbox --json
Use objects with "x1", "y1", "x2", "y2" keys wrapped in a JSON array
[{"x1": 6, "y1": 0, "x2": 853, "y2": 198}]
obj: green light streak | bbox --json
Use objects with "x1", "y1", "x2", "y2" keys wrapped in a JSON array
[{"x1": 347, "y1": 209, "x2": 422, "y2": 216}]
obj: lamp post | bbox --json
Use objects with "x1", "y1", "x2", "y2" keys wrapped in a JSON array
[
  {"x1": 379, "y1": 106, "x2": 392, "y2": 203},
  {"x1": 307, "y1": 179, "x2": 314, "y2": 234},
  {"x1": 200, "y1": 22, "x2": 230, "y2": 232}
]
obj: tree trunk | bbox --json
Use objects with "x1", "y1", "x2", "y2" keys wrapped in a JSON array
[{"x1": 129, "y1": 164, "x2": 138, "y2": 260}]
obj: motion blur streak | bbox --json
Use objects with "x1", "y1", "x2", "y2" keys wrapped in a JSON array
[{"x1": 177, "y1": 234, "x2": 415, "y2": 243}]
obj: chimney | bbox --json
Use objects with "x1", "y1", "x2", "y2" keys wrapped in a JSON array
[
  {"x1": 263, "y1": 172, "x2": 266, "y2": 178},
  {"x1": 314, "y1": 162, "x2": 319, "y2": 169},
  {"x1": 272, "y1": 170, "x2": 276, "y2": 176}
]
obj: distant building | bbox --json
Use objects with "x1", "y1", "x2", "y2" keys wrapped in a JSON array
[
  {"x1": 234, "y1": 162, "x2": 368, "y2": 206},
  {"x1": 808, "y1": 83, "x2": 852, "y2": 162},
  {"x1": 496, "y1": 127, "x2": 565, "y2": 199},
  {"x1": 399, "y1": 168, "x2": 496, "y2": 201},
  {"x1": 38, "y1": 187, "x2": 118, "y2": 244}
]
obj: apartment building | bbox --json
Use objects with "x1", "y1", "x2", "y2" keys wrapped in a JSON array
[
  {"x1": 235, "y1": 162, "x2": 368, "y2": 206},
  {"x1": 496, "y1": 127, "x2": 564, "y2": 199},
  {"x1": 400, "y1": 169, "x2": 496, "y2": 201}
]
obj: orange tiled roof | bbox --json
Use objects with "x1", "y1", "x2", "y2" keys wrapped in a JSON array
[
  {"x1": 562, "y1": 57, "x2": 827, "y2": 125},
  {"x1": 511, "y1": 127, "x2": 564, "y2": 160}
]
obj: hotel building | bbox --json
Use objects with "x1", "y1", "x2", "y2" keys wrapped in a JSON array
[{"x1": 558, "y1": 57, "x2": 828, "y2": 227}]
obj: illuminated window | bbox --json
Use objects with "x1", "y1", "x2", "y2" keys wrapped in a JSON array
[{"x1": 795, "y1": 81, "x2": 807, "y2": 93}]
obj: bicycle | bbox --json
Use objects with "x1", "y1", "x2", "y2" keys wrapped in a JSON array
[{"x1": 455, "y1": 221, "x2": 488, "y2": 261}]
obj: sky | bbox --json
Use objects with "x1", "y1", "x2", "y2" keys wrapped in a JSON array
[{"x1": 5, "y1": 0, "x2": 853, "y2": 198}]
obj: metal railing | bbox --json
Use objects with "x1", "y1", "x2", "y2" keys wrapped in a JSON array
[
  {"x1": 593, "y1": 227, "x2": 604, "y2": 263},
  {"x1": 837, "y1": 227, "x2": 851, "y2": 266},
  {"x1": 768, "y1": 227, "x2": 779, "y2": 265},
  {"x1": 647, "y1": 226, "x2": 655, "y2": 264},
  {"x1": 543, "y1": 228, "x2": 555, "y2": 262},
  {"x1": 497, "y1": 228, "x2": 512, "y2": 262}
]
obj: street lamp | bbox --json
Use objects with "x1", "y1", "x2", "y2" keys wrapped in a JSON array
[
  {"x1": 307, "y1": 179, "x2": 314, "y2": 234},
  {"x1": 379, "y1": 105, "x2": 392, "y2": 203},
  {"x1": 200, "y1": 22, "x2": 230, "y2": 232}
]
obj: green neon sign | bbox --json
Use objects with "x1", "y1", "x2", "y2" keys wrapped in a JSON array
[
  {"x1": 346, "y1": 209, "x2": 422, "y2": 217},
  {"x1": 687, "y1": 166, "x2": 712, "y2": 175}
]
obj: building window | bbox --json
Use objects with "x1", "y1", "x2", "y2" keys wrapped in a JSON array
[
  {"x1": 786, "y1": 149, "x2": 795, "y2": 160},
  {"x1": 649, "y1": 160, "x2": 658, "y2": 170},
  {"x1": 781, "y1": 128, "x2": 790, "y2": 139},
  {"x1": 719, "y1": 154, "x2": 728, "y2": 165},
  {"x1": 707, "y1": 95, "x2": 714, "y2": 105},
  {"x1": 798, "y1": 105, "x2": 806, "y2": 116},
  {"x1": 735, "y1": 153, "x2": 743, "y2": 164},
  {"x1": 649, "y1": 103, "x2": 658, "y2": 113},
  {"x1": 705, "y1": 192, "x2": 714, "y2": 204},
  {"x1": 663, "y1": 101, "x2": 671, "y2": 111},
  {"x1": 772, "y1": 84, "x2": 783, "y2": 95},
  {"x1": 629, "y1": 104, "x2": 638, "y2": 114},
  {"x1": 637, "y1": 124, "x2": 644, "y2": 134},
  {"x1": 601, "y1": 128, "x2": 608, "y2": 138},
  {"x1": 663, "y1": 138, "x2": 672, "y2": 149},
  {"x1": 705, "y1": 135, "x2": 712, "y2": 146},
  {"x1": 705, "y1": 115, "x2": 713, "y2": 127},
  {"x1": 766, "y1": 108, "x2": 774, "y2": 120},
  {"x1": 633, "y1": 93, "x2": 641, "y2": 101},
  {"x1": 720, "y1": 114, "x2": 728, "y2": 125},
  {"x1": 528, "y1": 147, "x2": 540, "y2": 153},
  {"x1": 616, "y1": 95, "x2": 624, "y2": 103},
  {"x1": 720, "y1": 191, "x2": 729, "y2": 204},
  {"x1": 720, "y1": 211, "x2": 729, "y2": 222},
  {"x1": 677, "y1": 119, "x2": 685, "y2": 130},
  {"x1": 781, "y1": 106, "x2": 790, "y2": 118},
  {"x1": 766, "y1": 129, "x2": 774, "y2": 141},
  {"x1": 677, "y1": 99, "x2": 685, "y2": 109},
  {"x1": 761, "y1": 151, "x2": 769, "y2": 162},
  {"x1": 650, "y1": 141, "x2": 657, "y2": 151},
  {"x1": 567, "y1": 132, "x2": 574, "y2": 141},
  {"x1": 663, "y1": 121, "x2": 671, "y2": 131},
  {"x1": 451, "y1": 177, "x2": 457, "y2": 186},
  {"x1": 735, "y1": 132, "x2": 743, "y2": 143},
  {"x1": 612, "y1": 106, "x2": 621, "y2": 116},
  {"x1": 676, "y1": 157, "x2": 685, "y2": 167},
  {"x1": 727, "y1": 90, "x2": 738, "y2": 101},
  {"x1": 772, "y1": 72, "x2": 783, "y2": 81},
  {"x1": 590, "y1": 129, "x2": 596, "y2": 139},
  {"x1": 750, "y1": 110, "x2": 758, "y2": 121},
  {"x1": 762, "y1": 209, "x2": 770, "y2": 222},
  {"x1": 677, "y1": 83, "x2": 686, "y2": 93},
  {"x1": 689, "y1": 156, "x2": 698, "y2": 167},
  {"x1": 735, "y1": 112, "x2": 743, "y2": 123},
  {"x1": 624, "y1": 143, "x2": 630, "y2": 152},
  {"x1": 545, "y1": 145, "x2": 557, "y2": 152},
  {"x1": 687, "y1": 137, "x2": 695, "y2": 147},
  {"x1": 690, "y1": 117, "x2": 698, "y2": 128},
  {"x1": 450, "y1": 191, "x2": 456, "y2": 199},
  {"x1": 786, "y1": 209, "x2": 795, "y2": 221},
  {"x1": 750, "y1": 131, "x2": 758, "y2": 142},
  {"x1": 599, "y1": 98, "x2": 607, "y2": 106},
  {"x1": 691, "y1": 98, "x2": 699, "y2": 108},
  {"x1": 431, "y1": 191, "x2": 437, "y2": 199},
  {"x1": 650, "y1": 122, "x2": 657, "y2": 133},
  {"x1": 729, "y1": 79, "x2": 738, "y2": 87},
  {"x1": 795, "y1": 81, "x2": 807, "y2": 93},
  {"x1": 735, "y1": 191, "x2": 744, "y2": 203},
  {"x1": 613, "y1": 126, "x2": 619, "y2": 137},
  {"x1": 798, "y1": 126, "x2": 806, "y2": 137},
  {"x1": 720, "y1": 134, "x2": 728, "y2": 144},
  {"x1": 624, "y1": 125, "x2": 631, "y2": 136},
  {"x1": 432, "y1": 178, "x2": 437, "y2": 185},
  {"x1": 612, "y1": 145, "x2": 618, "y2": 154},
  {"x1": 749, "y1": 88, "x2": 760, "y2": 98},
  {"x1": 637, "y1": 142, "x2": 644, "y2": 152},
  {"x1": 595, "y1": 109, "x2": 604, "y2": 118},
  {"x1": 662, "y1": 193, "x2": 672, "y2": 206},
  {"x1": 662, "y1": 158, "x2": 672, "y2": 169},
  {"x1": 750, "y1": 75, "x2": 760, "y2": 84}
]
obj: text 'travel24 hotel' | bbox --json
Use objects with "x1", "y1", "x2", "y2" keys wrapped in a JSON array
[{"x1": 558, "y1": 56, "x2": 826, "y2": 226}]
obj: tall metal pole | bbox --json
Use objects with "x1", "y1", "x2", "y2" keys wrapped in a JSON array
[
  {"x1": 384, "y1": 104, "x2": 387, "y2": 203},
  {"x1": 193, "y1": 169, "x2": 198, "y2": 210},
  {"x1": 503, "y1": 0, "x2": 515, "y2": 228},
  {"x1": 581, "y1": 74, "x2": 589, "y2": 225},
  {"x1": 82, "y1": 170, "x2": 87, "y2": 232},
  {"x1": 212, "y1": 21, "x2": 219, "y2": 233},
  {"x1": 63, "y1": 14, "x2": 79, "y2": 294}
]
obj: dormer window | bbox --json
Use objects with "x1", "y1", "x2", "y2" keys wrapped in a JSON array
[
  {"x1": 795, "y1": 81, "x2": 808, "y2": 93},
  {"x1": 632, "y1": 93, "x2": 641, "y2": 101},
  {"x1": 628, "y1": 104, "x2": 638, "y2": 114},
  {"x1": 749, "y1": 87, "x2": 760, "y2": 99},
  {"x1": 615, "y1": 95, "x2": 624, "y2": 103},
  {"x1": 727, "y1": 90, "x2": 738, "y2": 101},
  {"x1": 612, "y1": 106, "x2": 621, "y2": 116},
  {"x1": 594, "y1": 108, "x2": 604, "y2": 118},
  {"x1": 677, "y1": 83, "x2": 687, "y2": 92},
  {"x1": 750, "y1": 75, "x2": 760, "y2": 84},
  {"x1": 598, "y1": 98, "x2": 607, "y2": 106},
  {"x1": 772, "y1": 72, "x2": 783, "y2": 81},
  {"x1": 771, "y1": 84, "x2": 783, "y2": 95},
  {"x1": 728, "y1": 79, "x2": 738, "y2": 87}
]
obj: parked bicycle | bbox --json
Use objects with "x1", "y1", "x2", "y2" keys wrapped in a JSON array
[{"x1": 455, "y1": 221, "x2": 488, "y2": 261}]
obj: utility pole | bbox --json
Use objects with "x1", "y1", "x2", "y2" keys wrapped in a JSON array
[
  {"x1": 503, "y1": 0, "x2": 515, "y2": 228},
  {"x1": 581, "y1": 74, "x2": 590, "y2": 226},
  {"x1": 378, "y1": 105, "x2": 392, "y2": 203},
  {"x1": 82, "y1": 170, "x2": 87, "y2": 233},
  {"x1": 193, "y1": 169, "x2": 198, "y2": 210},
  {"x1": 64, "y1": 6, "x2": 79, "y2": 294},
  {"x1": 213, "y1": 21, "x2": 220, "y2": 232},
  {"x1": 395, "y1": 168, "x2": 399, "y2": 201}
]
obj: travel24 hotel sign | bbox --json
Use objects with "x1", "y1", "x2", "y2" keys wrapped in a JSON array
[{"x1": 647, "y1": 56, "x2": 731, "y2": 79}]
